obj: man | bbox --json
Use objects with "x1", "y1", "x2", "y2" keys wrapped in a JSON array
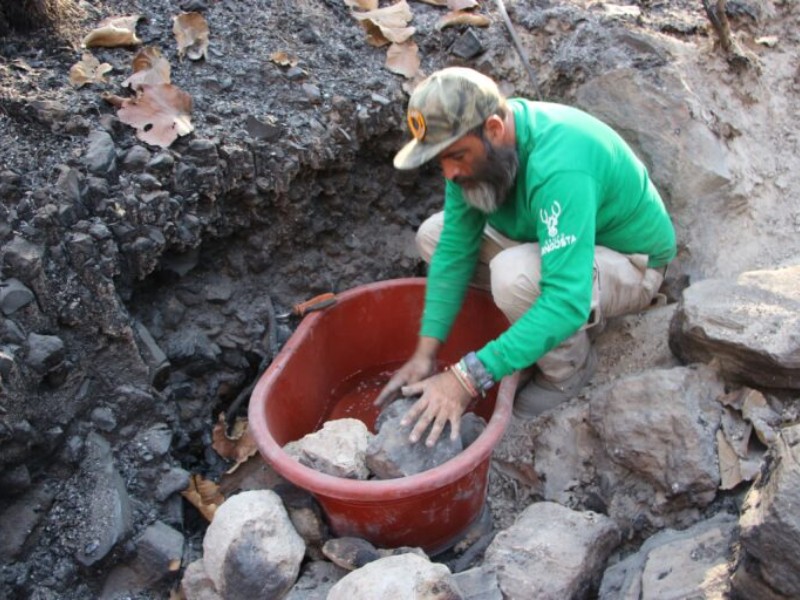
[{"x1": 375, "y1": 67, "x2": 676, "y2": 447}]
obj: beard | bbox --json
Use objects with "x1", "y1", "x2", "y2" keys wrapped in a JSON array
[{"x1": 455, "y1": 141, "x2": 519, "y2": 214}]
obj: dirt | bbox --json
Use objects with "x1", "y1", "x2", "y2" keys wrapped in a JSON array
[{"x1": 1, "y1": 0, "x2": 799, "y2": 598}]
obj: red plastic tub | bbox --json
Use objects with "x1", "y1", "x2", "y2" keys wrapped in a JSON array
[{"x1": 248, "y1": 278, "x2": 517, "y2": 554}]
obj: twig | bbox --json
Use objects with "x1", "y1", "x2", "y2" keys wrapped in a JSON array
[
  {"x1": 494, "y1": 0, "x2": 539, "y2": 97},
  {"x1": 702, "y1": 0, "x2": 733, "y2": 54},
  {"x1": 701, "y1": 0, "x2": 758, "y2": 71}
]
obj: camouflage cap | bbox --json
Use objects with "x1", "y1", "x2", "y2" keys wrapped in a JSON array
[{"x1": 393, "y1": 67, "x2": 503, "y2": 170}]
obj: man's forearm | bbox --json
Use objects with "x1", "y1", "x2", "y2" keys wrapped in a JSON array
[{"x1": 413, "y1": 336, "x2": 442, "y2": 360}]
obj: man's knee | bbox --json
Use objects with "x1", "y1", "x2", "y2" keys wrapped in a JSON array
[
  {"x1": 415, "y1": 212, "x2": 445, "y2": 264},
  {"x1": 489, "y1": 245, "x2": 541, "y2": 321}
]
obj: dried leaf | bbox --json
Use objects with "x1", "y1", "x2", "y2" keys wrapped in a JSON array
[
  {"x1": 101, "y1": 92, "x2": 128, "y2": 108},
  {"x1": 448, "y1": 0, "x2": 479, "y2": 9},
  {"x1": 123, "y1": 47, "x2": 171, "y2": 90},
  {"x1": 720, "y1": 406, "x2": 752, "y2": 459},
  {"x1": 181, "y1": 474, "x2": 224, "y2": 521},
  {"x1": 437, "y1": 10, "x2": 491, "y2": 30},
  {"x1": 344, "y1": 0, "x2": 379, "y2": 8},
  {"x1": 173, "y1": 12, "x2": 210, "y2": 61},
  {"x1": 415, "y1": 0, "x2": 448, "y2": 5},
  {"x1": 82, "y1": 15, "x2": 142, "y2": 48},
  {"x1": 69, "y1": 53, "x2": 113, "y2": 88},
  {"x1": 352, "y1": 0, "x2": 415, "y2": 47},
  {"x1": 402, "y1": 69, "x2": 427, "y2": 95},
  {"x1": 212, "y1": 414, "x2": 259, "y2": 473},
  {"x1": 717, "y1": 429, "x2": 743, "y2": 490},
  {"x1": 116, "y1": 83, "x2": 194, "y2": 148},
  {"x1": 270, "y1": 51, "x2": 299, "y2": 67},
  {"x1": 386, "y1": 40, "x2": 420, "y2": 79}
]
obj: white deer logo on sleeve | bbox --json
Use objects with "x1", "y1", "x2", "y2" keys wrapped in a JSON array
[
  {"x1": 539, "y1": 200, "x2": 577, "y2": 256},
  {"x1": 540, "y1": 201, "x2": 562, "y2": 238}
]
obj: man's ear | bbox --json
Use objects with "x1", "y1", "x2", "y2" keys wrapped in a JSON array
[{"x1": 483, "y1": 115, "x2": 505, "y2": 144}]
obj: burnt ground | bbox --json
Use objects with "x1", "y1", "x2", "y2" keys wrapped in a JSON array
[{"x1": 0, "y1": 0, "x2": 796, "y2": 598}]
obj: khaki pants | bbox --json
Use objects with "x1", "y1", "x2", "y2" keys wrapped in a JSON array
[{"x1": 417, "y1": 212, "x2": 665, "y2": 382}]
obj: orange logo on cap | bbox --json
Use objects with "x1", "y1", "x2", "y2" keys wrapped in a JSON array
[{"x1": 408, "y1": 109, "x2": 426, "y2": 141}]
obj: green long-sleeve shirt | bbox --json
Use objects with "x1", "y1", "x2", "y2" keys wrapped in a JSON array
[{"x1": 420, "y1": 99, "x2": 676, "y2": 380}]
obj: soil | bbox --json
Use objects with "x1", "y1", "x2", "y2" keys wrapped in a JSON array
[{"x1": 1, "y1": 0, "x2": 799, "y2": 598}]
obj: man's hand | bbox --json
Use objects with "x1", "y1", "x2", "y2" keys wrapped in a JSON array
[
  {"x1": 399, "y1": 370, "x2": 473, "y2": 447},
  {"x1": 374, "y1": 353, "x2": 436, "y2": 408},
  {"x1": 374, "y1": 336, "x2": 442, "y2": 408}
]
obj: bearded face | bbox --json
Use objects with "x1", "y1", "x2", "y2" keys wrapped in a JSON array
[{"x1": 454, "y1": 138, "x2": 519, "y2": 214}]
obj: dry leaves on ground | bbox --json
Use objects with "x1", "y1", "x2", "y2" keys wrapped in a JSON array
[
  {"x1": 68, "y1": 53, "x2": 113, "y2": 87},
  {"x1": 351, "y1": 0, "x2": 416, "y2": 47},
  {"x1": 270, "y1": 51, "x2": 300, "y2": 68},
  {"x1": 349, "y1": 0, "x2": 420, "y2": 79},
  {"x1": 437, "y1": 9, "x2": 491, "y2": 30},
  {"x1": 112, "y1": 83, "x2": 194, "y2": 148},
  {"x1": 386, "y1": 40, "x2": 420, "y2": 78},
  {"x1": 181, "y1": 474, "x2": 225, "y2": 521},
  {"x1": 212, "y1": 413, "x2": 259, "y2": 473},
  {"x1": 123, "y1": 47, "x2": 171, "y2": 90},
  {"x1": 344, "y1": 0, "x2": 378, "y2": 9},
  {"x1": 173, "y1": 12, "x2": 210, "y2": 61},
  {"x1": 82, "y1": 14, "x2": 142, "y2": 48}
]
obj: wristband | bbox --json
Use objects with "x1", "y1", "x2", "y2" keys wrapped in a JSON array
[
  {"x1": 448, "y1": 363, "x2": 478, "y2": 398},
  {"x1": 462, "y1": 352, "x2": 495, "y2": 395}
]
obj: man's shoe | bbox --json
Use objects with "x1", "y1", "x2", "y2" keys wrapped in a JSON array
[{"x1": 513, "y1": 347, "x2": 597, "y2": 420}]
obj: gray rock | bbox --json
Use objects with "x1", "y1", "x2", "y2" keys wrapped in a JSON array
[
  {"x1": 181, "y1": 559, "x2": 222, "y2": 600},
  {"x1": 450, "y1": 29, "x2": 485, "y2": 60},
  {"x1": 0, "y1": 482, "x2": 56, "y2": 561},
  {"x1": 100, "y1": 520, "x2": 185, "y2": 599},
  {"x1": 576, "y1": 67, "x2": 731, "y2": 217},
  {"x1": 132, "y1": 320, "x2": 170, "y2": 388},
  {"x1": 154, "y1": 467, "x2": 191, "y2": 502},
  {"x1": 122, "y1": 145, "x2": 151, "y2": 171},
  {"x1": 322, "y1": 537, "x2": 427, "y2": 571},
  {"x1": 484, "y1": 502, "x2": 620, "y2": 600},
  {"x1": 670, "y1": 265, "x2": 800, "y2": 389},
  {"x1": 453, "y1": 566, "x2": 503, "y2": 600},
  {"x1": 137, "y1": 424, "x2": 172, "y2": 457},
  {"x1": 202, "y1": 490, "x2": 305, "y2": 600},
  {"x1": 328, "y1": 553, "x2": 463, "y2": 600},
  {"x1": 147, "y1": 151, "x2": 175, "y2": 172},
  {"x1": 736, "y1": 424, "x2": 800, "y2": 598},
  {"x1": 90, "y1": 406, "x2": 117, "y2": 432},
  {"x1": 590, "y1": 365, "x2": 724, "y2": 506},
  {"x1": 284, "y1": 418, "x2": 372, "y2": 479},
  {"x1": 322, "y1": 537, "x2": 382, "y2": 570},
  {"x1": 84, "y1": 130, "x2": 117, "y2": 175},
  {"x1": 55, "y1": 165, "x2": 82, "y2": 203},
  {"x1": 599, "y1": 513, "x2": 737, "y2": 599},
  {"x1": 366, "y1": 398, "x2": 463, "y2": 479},
  {"x1": 205, "y1": 276, "x2": 233, "y2": 303},
  {"x1": 164, "y1": 328, "x2": 220, "y2": 374},
  {"x1": 25, "y1": 332, "x2": 65, "y2": 374},
  {"x1": 0, "y1": 278, "x2": 34, "y2": 315},
  {"x1": 3, "y1": 235, "x2": 44, "y2": 280},
  {"x1": 75, "y1": 433, "x2": 133, "y2": 566},
  {"x1": 285, "y1": 560, "x2": 349, "y2": 600},
  {"x1": 1, "y1": 317, "x2": 25, "y2": 343}
]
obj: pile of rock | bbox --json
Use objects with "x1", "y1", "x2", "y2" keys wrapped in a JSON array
[{"x1": 283, "y1": 398, "x2": 487, "y2": 481}]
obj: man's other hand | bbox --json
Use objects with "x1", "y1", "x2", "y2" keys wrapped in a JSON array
[
  {"x1": 374, "y1": 353, "x2": 436, "y2": 408},
  {"x1": 399, "y1": 371, "x2": 473, "y2": 447}
]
